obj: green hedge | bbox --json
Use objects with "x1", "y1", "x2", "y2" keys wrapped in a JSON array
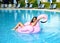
[
  {"x1": 0, "y1": 0, "x2": 60, "y2": 8},
  {"x1": 53, "y1": 2, "x2": 60, "y2": 8},
  {"x1": 20, "y1": 1, "x2": 25, "y2": 7},
  {"x1": 42, "y1": 2, "x2": 50, "y2": 8},
  {"x1": 32, "y1": 0, "x2": 38, "y2": 8},
  {"x1": 41, "y1": 2, "x2": 60, "y2": 8},
  {"x1": 0, "y1": 2, "x2": 2, "y2": 8}
]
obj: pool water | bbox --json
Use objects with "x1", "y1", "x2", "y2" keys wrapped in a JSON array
[{"x1": 0, "y1": 9, "x2": 60, "y2": 43}]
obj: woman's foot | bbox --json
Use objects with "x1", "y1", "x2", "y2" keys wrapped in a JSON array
[
  {"x1": 12, "y1": 28, "x2": 15, "y2": 30},
  {"x1": 12, "y1": 27, "x2": 18, "y2": 30}
]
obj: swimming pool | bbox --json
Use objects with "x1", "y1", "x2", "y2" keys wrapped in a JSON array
[{"x1": 0, "y1": 9, "x2": 60, "y2": 43}]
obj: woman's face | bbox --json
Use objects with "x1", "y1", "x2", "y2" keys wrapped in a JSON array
[{"x1": 33, "y1": 18, "x2": 37, "y2": 22}]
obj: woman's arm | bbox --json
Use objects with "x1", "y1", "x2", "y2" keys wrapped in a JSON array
[
  {"x1": 32, "y1": 14, "x2": 48, "y2": 26},
  {"x1": 31, "y1": 20, "x2": 38, "y2": 26}
]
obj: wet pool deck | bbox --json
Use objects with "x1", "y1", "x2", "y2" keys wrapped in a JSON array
[{"x1": 0, "y1": 8, "x2": 60, "y2": 12}]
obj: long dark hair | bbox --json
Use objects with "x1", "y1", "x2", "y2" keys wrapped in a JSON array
[{"x1": 31, "y1": 17, "x2": 37, "y2": 23}]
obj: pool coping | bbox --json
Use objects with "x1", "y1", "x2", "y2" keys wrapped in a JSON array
[{"x1": 0, "y1": 8, "x2": 60, "y2": 12}]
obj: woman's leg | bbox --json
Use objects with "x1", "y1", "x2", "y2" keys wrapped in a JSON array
[
  {"x1": 18, "y1": 22, "x2": 24, "y2": 27},
  {"x1": 13, "y1": 22, "x2": 24, "y2": 30}
]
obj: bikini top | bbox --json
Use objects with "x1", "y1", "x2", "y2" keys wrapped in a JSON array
[{"x1": 24, "y1": 22, "x2": 40, "y2": 27}]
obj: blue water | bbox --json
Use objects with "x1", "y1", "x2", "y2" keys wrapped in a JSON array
[{"x1": 0, "y1": 9, "x2": 60, "y2": 43}]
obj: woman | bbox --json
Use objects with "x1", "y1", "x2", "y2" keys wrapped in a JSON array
[{"x1": 13, "y1": 14, "x2": 48, "y2": 33}]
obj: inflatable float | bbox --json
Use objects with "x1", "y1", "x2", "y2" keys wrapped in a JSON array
[{"x1": 15, "y1": 14, "x2": 48, "y2": 33}]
